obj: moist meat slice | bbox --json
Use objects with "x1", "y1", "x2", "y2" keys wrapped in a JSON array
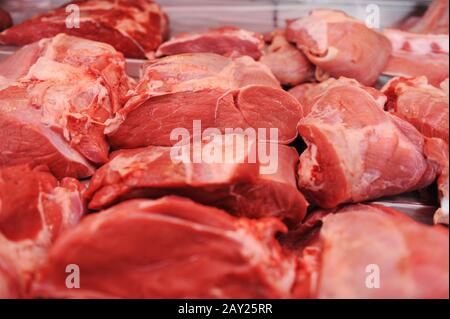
[
  {"x1": 31, "y1": 196, "x2": 297, "y2": 298},
  {"x1": 0, "y1": 0, "x2": 169, "y2": 59}
]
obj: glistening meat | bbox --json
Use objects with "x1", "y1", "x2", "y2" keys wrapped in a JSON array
[
  {"x1": 107, "y1": 53, "x2": 302, "y2": 148},
  {"x1": 382, "y1": 76, "x2": 449, "y2": 143},
  {"x1": 156, "y1": 26, "x2": 264, "y2": 60},
  {"x1": 85, "y1": 135, "x2": 308, "y2": 226},
  {"x1": 260, "y1": 30, "x2": 314, "y2": 86},
  {"x1": 286, "y1": 9, "x2": 391, "y2": 86},
  {"x1": 287, "y1": 204, "x2": 449, "y2": 298},
  {"x1": 0, "y1": 0, "x2": 169, "y2": 59},
  {"x1": 0, "y1": 165, "x2": 84, "y2": 298},
  {"x1": 0, "y1": 34, "x2": 132, "y2": 178},
  {"x1": 297, "y1": 78, "x2": 437, "y2": 208},
  {"x1": 32, "y1": 197, "x2": 297, "y2": 298}
]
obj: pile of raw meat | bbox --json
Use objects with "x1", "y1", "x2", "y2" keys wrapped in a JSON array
[{"x1": 0, "y1": 0, "x2": 448, "y2": 299}]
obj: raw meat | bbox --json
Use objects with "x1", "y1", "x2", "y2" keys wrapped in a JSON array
[
  {"x1": 382, "y1": 29, "x2": 449, "y2": 86},
  {"x1": 0, "y1": 34, "x2": 132, "y2": 178},
  {"x1": 0, "y1": 0, "x2": 169, "y2": 59},
  {"x1": 0, "y1": 164, "x2": 84, "y2": 297},
  {"x1": 401, "y1": 0, "x2": 449, "y2": 34},
  {"x1": 289, "y1": 77, "x2": 387, "y2": 117},
  {"x1": 130, "y1": 53, "x2": 280, "y2": 98},
  {"x1": 32, "y1": 196, "x2": 297, "y2": 298},
  {"x1": 287, "y1": 204, "x2": 449, "y2": 298},
  {"x1": 286, "y1": 9, "x2": 391, "y2": 86},
  {"x1": 156, "y1": 26, "x2": 264, "y2": 60},
  {"x1": 0, "y1": 7, "x2": 12, "y2": 31},
  {"x1": 297, "y1": 79, "x2": 437, "y2": 208},
  {"x1": 288, "y1": 83, "x2": 317, "y2": 115},
  {"x1": 86, "y1": 135, "x2": 308, "y2": 226},
  {"x1": 382, "y1": 76, "x2": 449, "y2": 143},
  {"x1": 425, "y1": 138, "x2": 449, "y2": 225},
  {"x1": 107, "y1": 53, "x2": 302, "y2": 148},
  {"x1": 260, "y1": 30, "x2": 314, "y2": 86}
]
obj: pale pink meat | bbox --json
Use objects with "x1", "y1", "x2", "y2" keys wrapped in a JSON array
[
  {"x1": 260, "y1": 30, "x2": 314, "y2": 86},
  {"x1": 402, "y1": 0, "x2": 449, "y2": 34},
  {"x1": 382, "y1": 29, "x2": 449, "y2": 86},
  {"x1": 286, "y1": 10, "x2": 391, "y2": 86},
  {"x1": 297, "y1": 80, "x2": 437, "y2": 208},
  {"x1": 289, "y1": 77, "x2": 386, "y2": 116},
  {"x1": 382, "y1": 76, "x2": 449, "y2": 143},
  {"x1": 288, "y1": 204, "x2": 449, "y2": 298}
]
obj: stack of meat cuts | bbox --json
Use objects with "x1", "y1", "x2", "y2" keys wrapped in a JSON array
[
  {"x1": 0, "y1": 34, "x2": 131, "y2": 178},
  {"x1": 0, "y1": 0, "x2": 448, "y2": 300}
]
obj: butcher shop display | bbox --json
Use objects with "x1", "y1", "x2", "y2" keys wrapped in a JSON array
[{"x1": 0, "y1": 0, "x2": 448, "y2": 302}]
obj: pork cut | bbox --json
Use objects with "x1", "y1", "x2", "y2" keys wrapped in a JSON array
[
  {"x1": 0, "y1": 164, "x2": 84, "y2": 297},
  {"x1": 107, "y1": 53, "x2": 302, "y2": 148},
  {"x1": 382, "y1": 29, "x2": 449, "y2": 86},
  {"x1": 289, "y1": 77, "x2": 387, "y2": 117},
  {"x1": 382, "y1": 76, "x2": 449, "y2": 143},
  {"x1": 0, "y1": 0, "x2": 168, "y2": 59},
  {"x1": 156, "y1": 26, "x2": 264, "y2": 60},
  {"x1": 287, "y1": 204, "x2": 449, "y2": 298},
  {"x1": 32, "y1": 196, "x2": 297, "y2": 298},
  {"x1": 260, "y1": 30, "x2": 314, "y2": 86},
  {"x1": 0, "y1": 34, "x2": 132, "y2": 178},
  {"x1": 86, "y1": 135, "x2": 308, "y2": 226},
  {"x1": 286, "y1": 9, "x2": 391, "y2": 86},
  {"x1": 0, "y1": 7, "x2": 12, "y2": 31},
  {"x1": 297, "y1": 79, "x2": 437, "y2": 208},
  {"x1": 425, "y1": 138, "x2": 449, "y2": 225}
]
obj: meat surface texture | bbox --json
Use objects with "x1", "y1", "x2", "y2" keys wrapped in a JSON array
[
  {"x1": 289, "y1": 77, "x2": 387, "y2": 117},
  {"x1": 0, "y1": 7, "x2": 12, "y2": 31},
  {"x1": 286, "y1": 9, "x2": 391, "y2": 86},
  {"x1": 0, "y1": 165, "x2": 84, "y2": 298},
  {"x1": 260, "y1": 30, "x2": 314, "y2": 86},
  {"x1": 289, "y1": 204, "x2": 449, "y2": 298},
  {"x1": 0, "y1": 0, "x2": 169, "y2": 59},
  {"x1": 32, "y1": 196, "x2": 297, "y2": 298},
  {"x1": 107, "y1": 53, "x2": 302, "y2": 148},
  {"x1": 382, "y1": 76, "x2": 449, "y2": 143},
  {"x1": 425, "y1": 138, "x2": 449, "y2": 225},
  {"x1": 297, "y1": 78, "x2": 437, "y2": 208},
  {"x1": 156, "y1": 26, "x2": 264, "y2": 60},
  {"x1": 382, "y1": 29, "x2": 449, "y2": 86},
  {"x1": 86, "y1": 135, "x2": 308, "y2": 226},
  {"x1": 0, "y1": 34, "x2": 131, "y2": 178}
]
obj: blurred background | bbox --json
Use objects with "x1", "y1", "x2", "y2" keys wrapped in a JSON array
[{"x1": 0, "y1": 0, "x2": 433, "y2": 34}]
